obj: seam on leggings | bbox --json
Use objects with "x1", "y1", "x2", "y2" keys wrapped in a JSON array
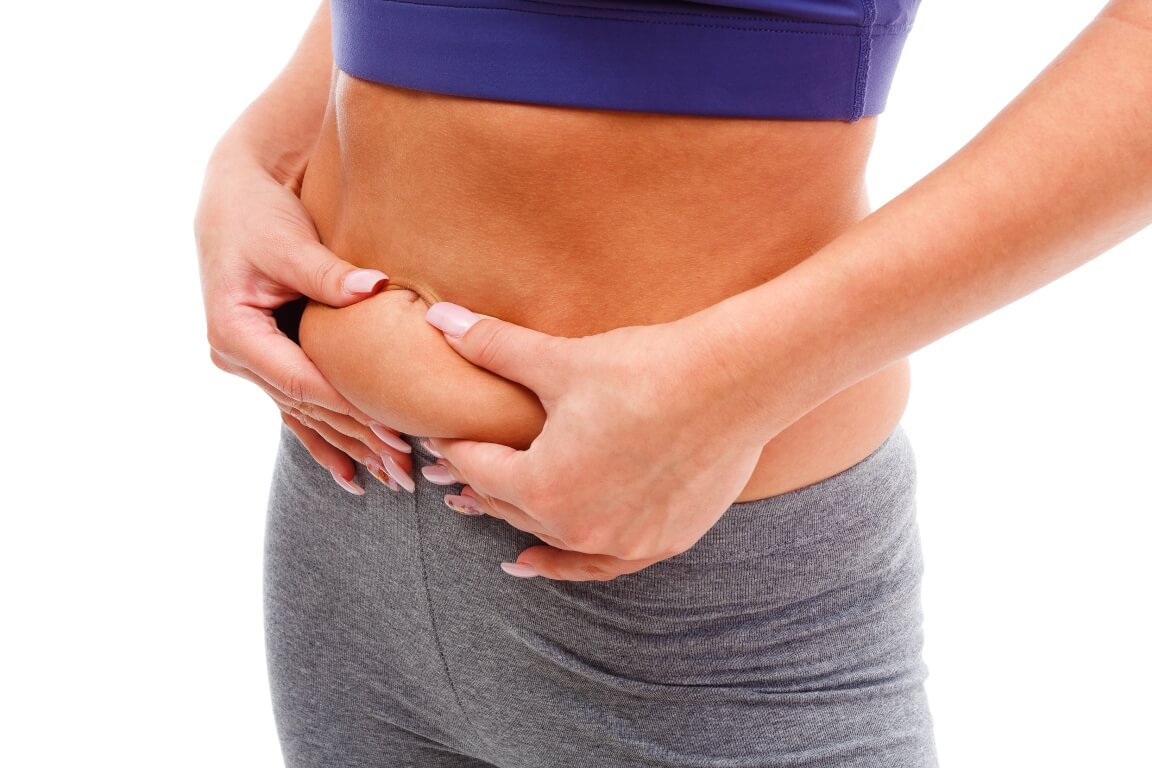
[{"x1": 413, "y1": 480, "x2": 495, "y2": 755}]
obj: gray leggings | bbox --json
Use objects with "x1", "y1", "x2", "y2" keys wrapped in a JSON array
[{"x1": 264, "y1": 426, "x2": 937, "y2": 767}]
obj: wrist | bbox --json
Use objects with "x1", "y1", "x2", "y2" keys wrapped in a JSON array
[{"x1": 680, "y1": 267, "x2": 865, "y2": 442}]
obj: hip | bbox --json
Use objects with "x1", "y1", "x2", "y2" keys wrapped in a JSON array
[{"x1": 264, "y1": 423, "x2": 935, "y2": 765}]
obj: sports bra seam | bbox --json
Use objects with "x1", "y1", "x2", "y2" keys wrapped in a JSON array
[
  {"x1": 851, "y1": 0, "x2": 876, "y2": 121},
  {"x1": 366, "y1": 0, "x2": 912, "y2": 36}
]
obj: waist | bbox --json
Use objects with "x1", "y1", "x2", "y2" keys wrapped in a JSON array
[
  {"x1": 297, "y1": 75, "x2": 910, "y2": 499},
  {"x1": 304, "y1": 74, "x2": 879, "y2": 329}
]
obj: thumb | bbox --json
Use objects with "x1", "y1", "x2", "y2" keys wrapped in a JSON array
[
  {"x1": 280, "y1": 240, "x2": 388, "y2": 308},
  {"x1": 425, "y1": 302, "x2": 564, "y2": 397}
]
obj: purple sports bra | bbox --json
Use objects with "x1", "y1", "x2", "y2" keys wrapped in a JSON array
[{"x1": 331, "y1": 0, "x2": 922, "y2": 120}]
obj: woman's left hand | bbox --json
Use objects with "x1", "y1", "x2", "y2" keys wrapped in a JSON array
[{"x1": 422, "y1": 302, "x2": 772, "y2": 581}]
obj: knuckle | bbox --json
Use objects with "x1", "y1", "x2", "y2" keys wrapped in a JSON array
[
  {"x1": 206, "y1": 326, "x2": 233, "y2": 359},
  {"x1": 609, "y1": 541, "x2": 644, "y2": 561},
  {"x1": 468, "y1": 324, "x2": 510, "y2": 369},
  {"x1": 610, "y1": 538, "x2": 667, "y2": 562},
  {"x1": 558, "y1": 525, "x2": 602, "y2": 553},
  {"x1": 310, "y1": 257, "x2": 341, "y2": 295},
  {"x1": 208, "y1": 348, "x2": 231, "y2": 373},
  {"x1": 205, "y1": 304, "x2": 249, "y2": 358},
  {"x1": 282, "y1": 412, "x2": 313, "y2": 439},
  {"x1": 277, "y1": 365, "x2": 310, "y2": 407},
  {"x1": 295, "y1": 400, "x2": 320, "y2": 420}
]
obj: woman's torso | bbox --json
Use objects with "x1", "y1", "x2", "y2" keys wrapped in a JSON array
[{"x1": 298, "y1": 73, "x2": 911, "y2": 500}]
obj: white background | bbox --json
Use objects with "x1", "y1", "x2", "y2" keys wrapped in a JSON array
[{"x1": 2, "y1": 1, "x2": 1148, "y2": 766}]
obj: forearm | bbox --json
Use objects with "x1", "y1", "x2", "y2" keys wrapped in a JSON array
[
  {"x1": 208, "y1": 2, "x2": 333, "y2": 186},
  {"x1": 701, "y1": 0, "x2": 1152, "y2": 438}
]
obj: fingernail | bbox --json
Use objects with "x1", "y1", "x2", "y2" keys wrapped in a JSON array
[
  {"x1": 343, "y1": 269, "x2": 388, "y2": 295},
  {"x1": 501, "y1": 562, "x2": 540, "y2": 578},
  {"x1": 329, "y1": 469, "x2": 365, "y2": 496},
  {"x1": 425, "y1": 302, "x2": 480, "y2": 338},
  {"x1": 421, "y1": 464, "x2": 456, "y2": 485},
  {"x1": 445, "y1": 494, "x2": 485, "y2": 516},
  {"x1": 419, "y1": 438, "x2": 443, "y2": 458},
  {"x1": 369, "y1": 422, "x2": 412, "y2": 453},
  {"x1": 381, "y1": 454, "x2": 416, "y2": 493},
  {"x1": 364, "y1": 459, "x2": 402, "y2": 492}
]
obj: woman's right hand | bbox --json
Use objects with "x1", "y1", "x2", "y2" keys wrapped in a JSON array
[{"x1": 194, "y1": 144, "x2": 415, "y2": 495}]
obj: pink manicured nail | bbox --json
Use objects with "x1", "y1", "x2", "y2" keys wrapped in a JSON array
[
  {"x1": 501, "y1": 562, "x2": 540, "y2": 578},
  {"x1": 364, "y1": 459, "x2": 402, "y2": 492},
  {"x1": 445, "y1": 495, "x2": 485, "y2": 516},
  {"x1": 425, "y1": 302, "x2": 480, "y2": 337},
  {"x1": 329, "y1": 469, "x2": 365, "y2": 496},
  {"x1": 419, "y1": 438, "x2": 443, "y2": 458},
  {"x1": 381, "y1": 454, "x2": 416, "y2": 493},
  {"x1": 369, "y1": 422, "x2": 412, "y2": 453},
  {"x1": 421, "y1": 464, "x2": 456, "y2": 485},
  {"x1": 343, "y1": 269, "x2": 388, "y2": 295}
]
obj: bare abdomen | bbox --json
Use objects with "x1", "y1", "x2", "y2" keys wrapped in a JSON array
[{"x1": 298, "y1": 74, "x2": 911, "y2": 500}]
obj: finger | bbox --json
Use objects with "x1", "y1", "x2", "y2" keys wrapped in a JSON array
[
  {"x1": 502, "y1": 545, "x2": 666, "y2": 582},
  {"x1": 424, "y1": 303, "x2": 566, "y2": 400},
  {"x1": 229, "y1": 359, "x2": 382, "y2": 451},
  {"x1": 300, "y1": 404, "x2": 412, "y2": 461},
  {"x1": 420, "y1": 459, "x2": 462, "y2": 486},
  {"x1": 418, "y1": 453, "x2": 477, "y2": 489},
  {"x1": 374, "y1": 452, "x2": 416, "y2": 493},
  {"x1": 213, "y1": 315, "x2": 382, "y2": 430},
  {"x1": 447, "y1": 485, "x2": 544, "y2": 533},
  {"x1": 441, "y1": 488, "x2": 569, "y2": 550},
  {"x1": 229, "y1": 359, "x2": 403, "y2": 462},
  {"x1": 272, "y1": 238, "x2": 388, "y2": 308},
  {"x1": 288, "y1": 409, "x2": 373, "y2": 465},
  {"x1": 429, "y1": 437, "x2": 527, "y2": 508},
  {"x1": 292, "y1": 410, "x2": 414, "y2": 492},
  {"x1": 230, "y1": 348, "x2": 414, "y2": 493},
  {"x1": 368, "y1": 421, "x2": 413, "y2": 454},
  {"x1": 280, "y1": 413, "x2": 365, "y2": 495},
  {"x1": 213, "y1": 310, "x2": 364, "y2": 417}
]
